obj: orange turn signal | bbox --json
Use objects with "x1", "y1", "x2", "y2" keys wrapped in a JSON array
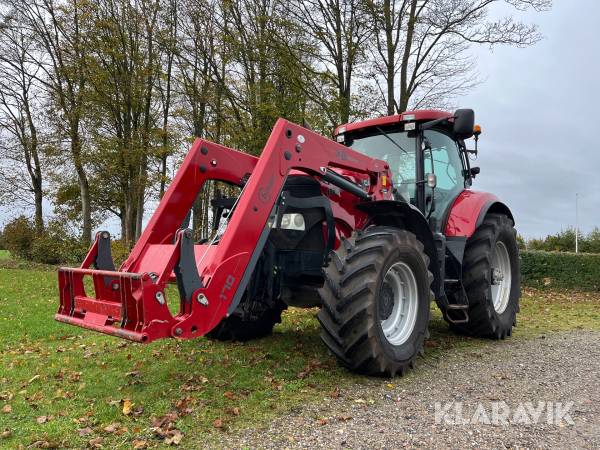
[{"x1": 473, "y1": 124, "x2": 482, "y2": 136}]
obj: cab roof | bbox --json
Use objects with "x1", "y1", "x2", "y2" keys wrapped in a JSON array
[{"x1": 334, "y1": 109, "x2": 453, "y2": 136}]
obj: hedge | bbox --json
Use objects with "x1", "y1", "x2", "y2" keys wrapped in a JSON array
[{"x1": 520, "y1": 250, "x2": 600, "y2": 292}]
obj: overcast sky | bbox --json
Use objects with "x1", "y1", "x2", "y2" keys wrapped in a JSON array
[
  {"x1": 462, "y1": 0, "x2": 600, "y2": 238},
  {"x1": 1, "y1": 1, "x2": 598, "y2": 239}
]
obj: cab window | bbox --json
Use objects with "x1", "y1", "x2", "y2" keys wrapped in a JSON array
[
  {"x1": 348, "y1": 131, "x2": 417, "y2": 203},
  {"x1": 423, "y1": 130, "x2": 465, "y2": 224}
]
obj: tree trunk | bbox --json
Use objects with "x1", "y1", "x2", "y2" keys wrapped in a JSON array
[
  {"x1": 384, "y1": 0, "x2": 396, "y2": 115},
  {"x1": 24, "y1": 99, "x2": 44, "y2": 234},
  {"x1": 71, "y1": 131, "x2": 91, "y2": 243},
  {"x1": 399, "y1": 0, "x2": 418, "y2": 112}
]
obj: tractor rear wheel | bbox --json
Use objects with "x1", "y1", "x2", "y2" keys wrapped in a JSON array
[
  {"x1": 206, "y1": 297, "x2": 286, "y2": 342},
  {"x1": 318, "y1": 227, "x2": 432, "y2": 377},
  {"x1": 448, "y1": 213, "x2": 520, "y2": 338}
]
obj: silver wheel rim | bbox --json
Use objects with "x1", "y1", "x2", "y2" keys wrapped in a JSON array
[
  {"x1": 380, "y1": 262, "x2": 419, "y2": 346},
  {"x1": 491, "y1": 241, "x2": 512, "y2": 314}
]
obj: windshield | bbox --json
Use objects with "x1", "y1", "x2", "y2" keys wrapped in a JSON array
[
  {"x1": 349, "y1": 131, "x2": 417, "y2": 203},
  {"x1": 348, "y1": 129, "x2": 466, "y2": 227}
]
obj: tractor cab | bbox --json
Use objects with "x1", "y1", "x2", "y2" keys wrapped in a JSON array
[{"x1": 334, "y1": 109, "x2": 480, "y2": 231}]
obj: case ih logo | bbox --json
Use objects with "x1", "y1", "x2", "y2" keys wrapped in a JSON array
[
  {"x1": 336, "y1": 149, "x2": 358, "y2": 163},
  {"x1": 219, "y1": 275, "x2": 236, "y2": 301}
]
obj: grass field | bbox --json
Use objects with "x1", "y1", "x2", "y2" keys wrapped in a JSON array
[
  {"x1": 1, "y1": 259, "x2": 599, "y2": 448},
  {"x1": 0, "y1": 250, "x2": 10, "y2": 260}
]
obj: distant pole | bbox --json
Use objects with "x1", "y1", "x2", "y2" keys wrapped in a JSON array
[{"x1": 575, "y1": 193, "x2": 579, "y2": 254}]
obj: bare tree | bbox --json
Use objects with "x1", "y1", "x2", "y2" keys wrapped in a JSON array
[
  {"x1": 366, "y1": 0, "x2": 551, "y2": 113},
  {"x1": 365, "y1": 0, "x2": 410, "y2": 114},
  {"x1": 0, "y1": 10, "x2": 45, "y2": 232},
  {"x1": 85, "y1": 0, "x2": 162, "y2": 244},
  {"x1": 156, "y1": 0, "x2": 178, "y2": 199},
  {"x1": 288, "y1": 0, "x2": 373, "y2": 126},
  {"x1": 15, "y1": 0, "x2": 93, "y2": 242}
]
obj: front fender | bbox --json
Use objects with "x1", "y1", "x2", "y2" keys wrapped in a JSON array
[
  {"x1": 355, "y1": 200, "x2": 443, "y2": 302},
  {"x1": 444, "y1": 190, "x2": 514, "y2": 238}
]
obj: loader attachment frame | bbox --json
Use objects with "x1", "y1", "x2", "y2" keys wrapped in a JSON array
[{"x1": 56, "y1": 119, "x2": 390, "y2": 342}]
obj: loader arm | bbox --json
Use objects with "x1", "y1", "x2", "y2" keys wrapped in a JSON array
[{"x1": 56, "y1": 119, "x2": 391, "y2": 343}]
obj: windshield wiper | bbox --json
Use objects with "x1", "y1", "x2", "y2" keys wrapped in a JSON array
[{"x1": 376, "y1": 126, "x2": 409, "y2": 155}]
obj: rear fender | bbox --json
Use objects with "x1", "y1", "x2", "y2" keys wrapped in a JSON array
[
  {"x1": 355, "y1": 200, "x2": 444, "y2": 302},
  {"x1": 443, "y1": 190, "x2": 514, "y2": 265},
  {"x1": 444, "y1": 190, "x2": 514, "y2": 239}
]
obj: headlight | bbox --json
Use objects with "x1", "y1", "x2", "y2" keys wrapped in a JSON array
[{"x1": 279, "y1": 213, "x2": 305, "y2": 231}]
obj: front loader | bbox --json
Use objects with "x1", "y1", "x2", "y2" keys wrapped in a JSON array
[{"x1": 56, "y1": 109, "x2": 520, "y2": 376}]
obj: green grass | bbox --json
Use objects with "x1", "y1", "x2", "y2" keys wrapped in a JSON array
[
  {"x1": 0, "y1": 250, "x2": 10, "y2": 260},
  {"x1": 0, "y1": 266, "x2": 598, "y2": 449}
]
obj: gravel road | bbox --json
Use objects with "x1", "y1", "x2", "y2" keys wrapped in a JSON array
[{"x1": 217, "y1": 331, "x2": 600, "y2": 449}]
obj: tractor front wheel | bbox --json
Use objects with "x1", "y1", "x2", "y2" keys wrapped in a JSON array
[
  {"x1": 206, "y1": 297, "x2": 286, "y2": 342},
  {"x1": 449, "y1": 213, "x2": 520, "y2": 339},
  {"x1": 318, "y1": 227, "x2": 432, "y2": 377}
]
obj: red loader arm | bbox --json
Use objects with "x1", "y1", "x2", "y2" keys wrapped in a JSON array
[{"x1": 56, "y1": 119, "x2": 390, "y2": 343}]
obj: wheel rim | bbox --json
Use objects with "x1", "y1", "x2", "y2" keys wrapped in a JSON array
[
  {"x1": 491, "y1": 241, "x2": 512, "y2": 314},
  {"x1": 379, "y1": 262, "x2": 419, "y2": 346}
]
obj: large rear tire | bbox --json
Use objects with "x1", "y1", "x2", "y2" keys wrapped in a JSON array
[
  {"x1": 448, "y1": 213, "x2": 520, "y2": 338},
  {"x1": 317, "y1": 227, "x2": 432, "y2": 377}
]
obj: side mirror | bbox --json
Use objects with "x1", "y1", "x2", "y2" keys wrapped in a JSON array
[{"x1": 453, "y1": 109, "x2": 475, "y2": 139}]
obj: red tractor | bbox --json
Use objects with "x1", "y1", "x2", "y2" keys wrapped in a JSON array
[{"x1": 56, "y1": 109, "x2": 520, "y2": 376}]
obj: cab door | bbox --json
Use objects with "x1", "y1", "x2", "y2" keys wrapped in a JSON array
[{"x1": 423, "y1": 130, "x2": 467, "y2": 231}]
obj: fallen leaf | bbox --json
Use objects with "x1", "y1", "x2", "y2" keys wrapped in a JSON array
[
  {"x1": 213, "y1": 418, "x2": 223, "y2": 428},
  {"x1": 132, "y1": 439, "x2": 148, "y2": 449},
  {"x1": 337, "y1": 414, "x2": 352, "y2": 422},
  {"x1": 78, "y1": 427, "x2": 93, "y2": 436},
  {"x1": 225, "y1": 407, "x2": 240, "y2": 416},
  {"x1": 69, "y1": 372, "x2": 82, "y2": 382},
  {"x1": 165, "y1": 429, "x2": 183, "y2": 445},
  {"x1": 28, "y1": 375, "x2": 40, "y2": 384},
  {"x1": 174, "y1": 397, "x2": 192, "y2": 412},
  {"x1": 1, "y1": 429, "x2": 11, "y2": 439},
  {"x1": 297, "y1": 369, "x2": 311, "y2": 379},
  {"x1": 126, "y1": 371, "x2": 140, "y2": 378},
  {"x1": 36, "y1": 416, "x2": 48, "y2": 424},
  {"x1": 317, "y1": 418, "x2": 328, "y2": 426},
  {"x1": 223, "y1": 391, "x2": 235, "y2": 400},
  {"x1": 1, "y1": 405, "x2": 11, "y2": 414},
  {"x1": 122, "y1": 399, "x2": 133, "y2": 415},
  {"x1": 27, "y1": 439, "x2": 52, "y2": 448},
  {"x1": 88, "y1": 437, "x2": 103, "y2": 448},
  {"x1": 103, "y1": 422, "x2": 121, "y2": 433},
  {"x1": 151, "y1": 412, "x2": 178, "y2": 429}
]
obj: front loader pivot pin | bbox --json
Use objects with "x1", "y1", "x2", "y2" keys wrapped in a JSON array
[
  {"x1": 196, "y1": 294, "x2": 209, "y2": 307},
  {"x1": 155, "y1": 291, "x2": 165, "y2": 305}
]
